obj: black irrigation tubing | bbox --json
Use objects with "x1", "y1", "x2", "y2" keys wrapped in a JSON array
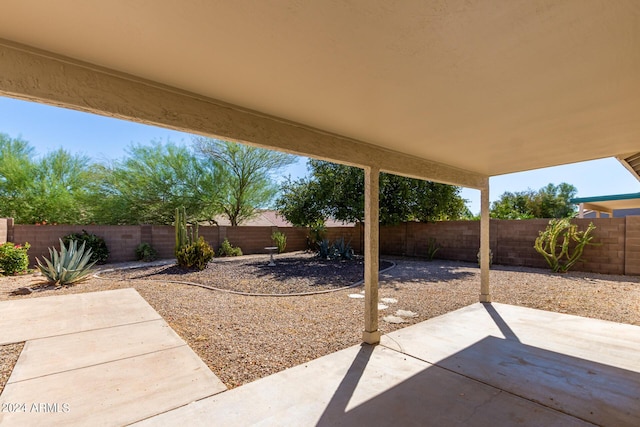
[{"x1": 94, "y1": 259, "x2": 397, "y2": 297}]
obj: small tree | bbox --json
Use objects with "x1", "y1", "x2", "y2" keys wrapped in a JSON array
[
  {"x1": 534, "y1": 219, "x2": 597, "y2": 273},
  {"x1": 193, "y1": 137, "x2": 297, "y2": 226}
]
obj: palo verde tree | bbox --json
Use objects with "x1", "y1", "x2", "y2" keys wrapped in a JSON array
[
  {"x1": 193, "y1": 137, "x2": 297, "y2": 226},
  {"x1": 0, "y1": 133, "x2": 35, "y2": 221},
  {"x1": 90, "y1": 141, "x2": 223, "y2": 224},
  {"x1": 0, "y1": 133, "x2": 92, "y2": 224},
  {"x1": 276, "y1": 159, "x2": 468, "y2": 226}
]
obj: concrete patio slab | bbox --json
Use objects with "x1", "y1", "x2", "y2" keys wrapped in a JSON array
[
  {"x1": 382, "y1": 303, "x2": 640, "y2": 426},
  {"x1": 1, "y1": 346, "x2": 224, "y2": 426},
  {"x1": 0, "y1": 288, "x2": 227, "y2": 426},
  {"x1": 137, "y1": 302, "x2": 639, "y2": 427},
  {"x1": 0, "y1": 288, "x2": 161, "y2": 344},
  {"x1": 134, "y1": 343, "x2": 588, "y2": 427},
  {"x1": 7, "y1": 320, "x2": 185, "y2": 382},
  {"x1": 382, "y1": 302, "x2": 640, "y2": 372}
]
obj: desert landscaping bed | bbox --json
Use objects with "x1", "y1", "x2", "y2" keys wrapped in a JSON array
[{"x1": 1, "y1": 253, "x2": 639, "y2": 391}]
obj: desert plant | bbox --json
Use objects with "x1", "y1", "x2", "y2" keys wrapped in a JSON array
[
  {"x1": 63, "y1": 230, "x2": 109, "y2": 264},
  {"x1": 176, "y1": 237, "x2": 214, "y2": 270},
  {"x1": 425, "y1": 237, "x2": 439, "y2": 261},
  {"x1": 534, "y1": 218, "x2": 597, "y2": 273},
  {"x1": 135, "y1": 242, "x2": 158, "y2": 262},
  {"x1": 174, "y1": 206, "x2": 198, "y2": 255},
  {"x1": 332, "y1": 237, "x2": 354, "y2": 260},
  {"x1": 308, "y1": 220, "x2": 327, "y2": 250},
  {"x1": 271, "y1": 231, "x2": 287, "y2": 253},
  {"x1": 218, "y1": 238, "x2": 243, "y2": 257},
  {"x1": 0, "y1": 242, "x2": 31, "y2": 275},
  {"x1": 36, "y1": 239, "x2": 97, "y2": 285},
  {"x1": 317, "y1": 237, "x2": 354, "y2": 260},
  {"x1": 317, "y1": 238, "x2": 332, "y2": 259}
]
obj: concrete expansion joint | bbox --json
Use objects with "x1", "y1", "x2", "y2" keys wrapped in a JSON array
[{"x1": 9, "y1": 343, "x2": 189, "y2": 385}]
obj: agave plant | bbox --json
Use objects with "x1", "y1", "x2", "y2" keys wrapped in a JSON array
[{"x1": 36, "y1": 239, "x2": 97, "y2": 286}]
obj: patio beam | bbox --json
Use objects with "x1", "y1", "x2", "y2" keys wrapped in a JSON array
[
  {"x1": 362, "y1": 166, "x2": 381, "y2": 345},
  {"x1": 0, "y1": 39, "x2": 486, "y2": 189},
  {"x1": 479, "y1": 184, "x2": 491, "y2": 303}
]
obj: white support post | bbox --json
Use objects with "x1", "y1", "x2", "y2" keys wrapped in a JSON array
[
  {"x1": 479, "y1": 184, "x2": 491, "y2": 303},
  {"x1": 363, "y1": 166, "x2": 381, "y2": 345},
  {"x1": 578, "y1": 203, "x2": 585, "y2": 218}
]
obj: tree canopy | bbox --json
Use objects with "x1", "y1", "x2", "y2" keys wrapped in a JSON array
[
  {"x1": 0, "y1": 133, "x2": 92, "y2": 224},
  {"x1": 276, "y1": 159, "x2": 469, "y2": 226},
  {"x1": 90, "y1": 141, "x2": 222, "y2": 224},
  {"x1": 490, "y1": 183, "x2": 578, "y2": 219},
  {"x1": 0, "y1": 133, "x2": 297, "y2": 225},
  {"x1": 193, "y1": 137, "x2": 297, "y2": 226}
]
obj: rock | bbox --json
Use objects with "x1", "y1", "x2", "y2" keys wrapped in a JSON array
[
  {"x1": 378, "y1": 304, "x2": 388, "y2": 310},
  {"x1": 383, "y1": 316, "x2": 407, "y2": 324},
  {"x1": 381, "y1": 298, "x2": 398, "y2": 304},
  {"x1": 348, "y1": 294, "x2": 365, "y2": 299},
  {"x1": 395, "y1": 309, "x2": 418, "y2": 318},
  {"x1": 13, "y1": 287, "x2": 32, "y2": 295}
]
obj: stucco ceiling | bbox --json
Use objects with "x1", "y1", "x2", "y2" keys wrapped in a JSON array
[{"x1": 0, "y1": 0, "x2": 639, "y2": 177}]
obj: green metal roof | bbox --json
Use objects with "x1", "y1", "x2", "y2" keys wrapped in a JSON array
[{"x1": 570, "y1": 192, "x2": 640, "y2": 204}]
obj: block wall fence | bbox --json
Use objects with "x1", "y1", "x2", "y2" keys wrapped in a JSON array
[{"x1": 1, "y1": 218, "x2": 639, "y2": 275}]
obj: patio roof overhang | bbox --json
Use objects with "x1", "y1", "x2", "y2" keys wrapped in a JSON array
[
  {"x1": 0, "y1": 1, "x2": 638, "y2": 344},
  {"x1": 0, "y1": 1, "x2": 638, "y2": 181},
  {"x1": 571, "y1": 192, "x2": 640, "y2": 217}
]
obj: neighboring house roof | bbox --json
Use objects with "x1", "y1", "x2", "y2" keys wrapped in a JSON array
[
  {"x1": 582, "y1": 208, "x2": 640, "y2": 218},
  {"x1": 213, "y1": 210, "x2": 355, "y2": 227},
  {"x1": 571, "y1": 193, "x2": 640, "y2": 217}
]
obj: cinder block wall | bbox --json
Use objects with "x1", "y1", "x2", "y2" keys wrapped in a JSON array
[
  {"x1": 0, "y1": 218, "x2": 11, "y2": 244},
  {"x1": 13, "y1": 224, "x2": 142, "y2": 264},
  {"x1": 4, "y1": 218, "x2": 638, "y2": 275},
  {"x1": 379, "y1": 218, "x2": 626, "y2": 275},
  {"x1": 9, "y1": 223, "x2": 314, "y2": 265},
  {"x1": 624, "y1": 216, "x2": 640, "y2": 275}
]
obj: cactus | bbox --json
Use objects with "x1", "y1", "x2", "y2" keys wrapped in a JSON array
[
  {"x1": 175, "y1": 207, "x2": 199, "y2": 256},
  {"x1": 534, "y1": 219, "x2": 597, "y2": 273},
  {"x1": 175, "y1": 207, "x2": 211, "y2": 269}
]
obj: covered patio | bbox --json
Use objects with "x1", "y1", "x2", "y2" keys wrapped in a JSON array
[
  {"x1": 1, "y1": 290, "x2": 638, "y2": 425},
  {"x1": 140, "y1": 302, "x2": 640, "y2": 426},
  {"x1": 1, "y1": 1, "x2": 639, "y2": 425}
]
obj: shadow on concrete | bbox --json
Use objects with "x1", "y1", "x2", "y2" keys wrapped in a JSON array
[{"x1": 316, "y1": 332, "x2": 639, "y2": 426}]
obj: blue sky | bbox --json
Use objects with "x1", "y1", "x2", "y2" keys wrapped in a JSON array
[{"x1": 1, "y1": 96, "x2": 638, "y2": 214}]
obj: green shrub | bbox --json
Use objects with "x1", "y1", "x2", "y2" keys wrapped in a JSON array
[
  {"x1": 218, "y1": 238, "x2": 243, "y2": 257},
  {"x1": 135, "y1": 242, "x2": 158, "y2": 262},
  {"x1": 318, "y1": 238, "x2": 331, "y2": 259},
  {"x1": 477, "y1": 249, "x2": 493, "y2": 267},
  {"x1": 425, "y1": 237, "x2": 439, "y2": 261},
  {"x1": 0, "y1": 242, "x2": 31, "y2": 275},
  {"x1": 63, "y1": 230, "x2": 109, "y2": 264},
  {"x1": 36, "y1": 239, "x2": 96, "y2": 285},
  {"x1": 534, "y1": 218, "x2": 597, "y2": 273},
  {"x1": 271, "y1": 231, "x2": 287, "y2": 253},
  {"x1": 176, "y1": 237, "x2": 214, "y2": 270}
]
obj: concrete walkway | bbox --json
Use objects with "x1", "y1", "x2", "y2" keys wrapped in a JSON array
[{"x1": 0, "y1": 289, "x2": 226, "y2": 426}]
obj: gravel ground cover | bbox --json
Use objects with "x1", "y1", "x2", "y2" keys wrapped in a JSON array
[
  {"x1": 1, "y1": 253, "x2": 639, "y2": 392},
  {"x1": 104, "y1": 253, "x2": 395, "y2": 295}
]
